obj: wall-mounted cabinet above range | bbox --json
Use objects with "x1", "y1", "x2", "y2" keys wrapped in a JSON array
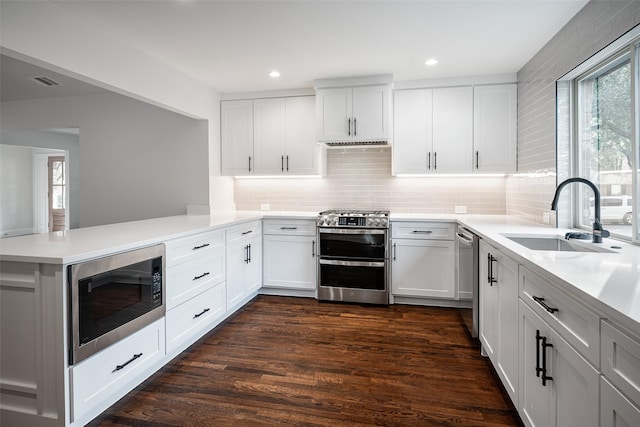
[
  {"x1": 314, "y1": 75, "x2": 393, "y2": 146},
  {"x1": 393, "y1": 83, "x2": 516, "y2": 175},
  {"x1": 221, "y1": 96, "x2": 324, "y2": 176}
]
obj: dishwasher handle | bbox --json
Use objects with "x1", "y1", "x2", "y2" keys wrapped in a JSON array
[{"x1": 456, "y1": 229, "x2": 475, "y2": 248}]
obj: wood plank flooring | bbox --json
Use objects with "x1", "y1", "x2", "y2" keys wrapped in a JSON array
[{"x1": 89, "y1": 296, "x2": 521, "y2": 427}]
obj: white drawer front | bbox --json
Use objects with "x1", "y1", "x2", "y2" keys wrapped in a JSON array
[
  {"x1": 165, "y1": 230, "x2": 224, "y2": 266},
  {"x1": 602, "y1": 320, "x2": 640, "y2": 407},
  {"x1": 226, "y1": 221, "x2": 262, "y2": 244},
  {"x1": 71, "y1": 319, "x2": 165, "y2": 421},
  {"x1": 263, "y1": 219, "x2": 316, "y2": 236},
  {"x1": 166, "y1": 284, "x2": 226, "y2": 354},
  {"x1": 166, "y1": 248, "x2": 225, "y2": 310},
  {"x1": 519, "y1": 266, "x2": 601, "y2": 367},
  {"x1": 391, "y1": 222, "x2": 455, "y2": 240}
]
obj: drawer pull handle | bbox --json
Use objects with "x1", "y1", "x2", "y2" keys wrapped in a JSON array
[
  {"x1": 312, "y1": 240, "x2": 315, "y2": 257},
  {"x1": 193, "y1": 308, "x2": 210, "y2": 319},
  {"x1": 280, "y1": 227, "x2": 298, "y2": 230},
  {"x1": 114, "y1": 353, "x2": 143, "y2": 372},
  {"x1": 193, "y1": 272, "x2": 210, "y2": 280},
  {"x1": 193, "y1": 243, "x2": 210, "y2": 250},
  {"x1": 241, "y1": 230, "x2": 253, "y2": 235},
  {"x1": 412, "y1": 230, "x2": 433, "y2": 234},
  {"x1": 541, "y1": 337, "x2": 554, "y2": 386},
  {"x1": 532, "y1": 296, "x2": 558, "y2": 314}
]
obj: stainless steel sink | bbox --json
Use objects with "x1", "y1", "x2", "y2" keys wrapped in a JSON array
[{"x1": 503, "y1": 235, "x2": 615, "y2": 253}]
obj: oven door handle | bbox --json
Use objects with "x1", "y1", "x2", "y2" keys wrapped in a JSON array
[
  {"x1": 318, "y1": 228, "x2": 386, "y2": 235},
  {"x1": 319, "y1": 258, "x2": 385, "y2": 268}
]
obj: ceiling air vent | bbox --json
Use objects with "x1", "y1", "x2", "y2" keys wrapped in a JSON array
[{"x1": 30, "y1": 76, "x2": 62, "y2": 87}]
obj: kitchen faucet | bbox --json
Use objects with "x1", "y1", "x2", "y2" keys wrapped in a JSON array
[{"x1": 550, "y1": 177, "x2": 610, "y2": 243}]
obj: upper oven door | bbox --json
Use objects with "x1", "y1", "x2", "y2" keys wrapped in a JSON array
[{"x1": 318, "y1": 228, "x2": 387, "y2": 260}]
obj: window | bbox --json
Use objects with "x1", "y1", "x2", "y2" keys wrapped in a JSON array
[{"x1": 559, "y1": 28, "x2": 640, "y2": 244}]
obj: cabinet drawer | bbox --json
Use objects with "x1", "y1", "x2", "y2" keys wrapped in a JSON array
[
  {"x1": 226, "y1": 221, "x2": 262, "y2": 244},
  {"x1": 601, "y1": 320, "x2": 640, "y2": 407},
  {"x1": 519, "y1": 266, "x2": 601, "y2": 367},
  {"x1": 166, "y1": 248, "x2": 225, "y2": 310},
  {"x1": 391, "y1": 222, "x2": 455, "y2": 240},
  {"x1": 71, "y1": 318, "x2": 165, "y2": 421},
  {"x1": 166, "y1": 283, "x2": 226, "y2": 354},
  {"x1": 263, "y1": 219, "x2": 316, "y2": 236},
  {"x1": 165, "y1": 230, "x2": 224, "y2": 266}
]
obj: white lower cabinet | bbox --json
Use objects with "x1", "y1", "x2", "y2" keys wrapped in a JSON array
[
  {"x1": 262, "y1": 220, "x2": 316, "y2": 292},
  {"x1": 601, "y1": 376, "x2": 640, "y2": 427},
  {"x1": 519, "y1": 300, "x2": 599, "y2": 427},
  {"x1": 478, "y1": 240, "x2": 519, "y2": 404},
  {"x1": 391, "y1": 222, "x2": 456, "y2": 300},
  {"x1": 71, "y1": 319, "x2": 165, "y2": 423},
  {"x1": 226, "y1": 222, "x2": 262, "y2": 312}
]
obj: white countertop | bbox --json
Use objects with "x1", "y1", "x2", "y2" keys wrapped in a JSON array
[{"x1": 1, "y1": 211, "x2": 639, "y2": 333}]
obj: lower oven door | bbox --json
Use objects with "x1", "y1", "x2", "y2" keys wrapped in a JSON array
[{"x1": 317, "y1": 258, "x2": 388, "y2": 304}]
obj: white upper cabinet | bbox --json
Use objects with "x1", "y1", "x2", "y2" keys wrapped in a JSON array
[
  {"x1": 393, "y1": 82, "x2": 516, "y2": 175},
  {"x1": 473, "y1": 84, "x2": 517, "y2": 173},
  {"x1": 221, "y1": 100, "x2": 254, "y2": 175},
  {"x1": 222, "y1": 96, "x2": 319, "y2": 176},
  {"x1": 316, "y1": 84, "x2": 391, "y2": 143}
]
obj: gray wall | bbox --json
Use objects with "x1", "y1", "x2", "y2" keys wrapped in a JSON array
[
  {"x1": 507, "y1": 0, "x2": 640, "y2": 224},
  {"x1": 1, "y1": 93, "x2": 209, "y2": 228},
  {"x1": 0, "y1": 145, "x2": 33, "y2": 235}
]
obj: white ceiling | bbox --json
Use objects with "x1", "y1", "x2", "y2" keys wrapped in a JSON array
[{"x1": 45, "y1": 0, "x2": 589, "y2": 94}]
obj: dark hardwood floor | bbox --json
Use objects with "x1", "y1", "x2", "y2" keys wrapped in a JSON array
[{"x1": 90, "y1": 296, "x2": 521, "y2": 427}]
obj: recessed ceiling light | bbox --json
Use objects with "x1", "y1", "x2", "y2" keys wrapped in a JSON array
[
  {"x1": 269, "y1": 70, "x2": 281, "y2": 78},
  {"x1": 425, "y1": 58, "x2": 438, "y2": 66}
]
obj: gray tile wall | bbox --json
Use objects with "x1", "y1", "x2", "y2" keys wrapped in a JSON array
[{"x1": 510, "y1": 0, "x2": 640, "y2": 223}]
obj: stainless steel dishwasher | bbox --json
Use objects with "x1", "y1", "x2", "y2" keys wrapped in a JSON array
[{"x1": 456, "y1": 226, "x2": 479, "y2": 338}]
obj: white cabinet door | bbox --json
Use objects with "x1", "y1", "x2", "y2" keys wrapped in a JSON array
[
  {"x1": 253, "y1": 98, "x2": 286, "y2": 174},
  {"x1": 473, "y1": 84, "x2": 517, "y2": 173},
  {"x1": 263, "y1": 234, "x2": 316, "y2": 290},
  {"x1": 285, "y1": 96, "x2": 317, "y2": 175},
  {"x1": 479, "y1": 241, "x2": 499, "y2": 360},
  {"x1": 601, "y1": 376, "x2": 640, "y2": 427},
  {"x1": 221, "y1": 100, "x2": 253, "y2": 175},
  {"x1": 352, "y1": 85, "x2": 390, "y2": 141},
  {"x1": 519, "y1": 301, "x2": 599, "y2": 427},
  {"x1": 495, "y1": 247, "x2": 519, "y2": 403},
  {"x1": 391, "y1": 239, "x2": 455, "y2": 299},
  {"x1": 245, "y1": 235, "x2": 262, "y2": 295},
  {"x1": 226, "y1": 241, "x2": 247, "y2": 312},
  {"x1": 432, "y1": 87, "x2": 473, "y2": 173},
  {"x1": 316, "y1": 88, "x2": 352, "y2": 141},
  {"x1": 393, "y1": 89, "x2": 432, "y2": 174}
]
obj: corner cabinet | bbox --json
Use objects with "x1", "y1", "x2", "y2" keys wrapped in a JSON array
[
  {"x1": 316, "y1": 85, "x2": 391, "y2": 143},
  {"x1": 262, "y1": 219, "x2": 317, "y2": 297},
  {"x1": 225, "y1": 221, "x2": 262, "y2": 312},
  {"x1": 478, "y1": 240, "x2": 519, "y2": 405},
  {"x1": 390, "y1": 222, "x2": 456, "y2": 301},
  {"x1": 221, "y1": 96, "x2": 321, "y2": 176}
]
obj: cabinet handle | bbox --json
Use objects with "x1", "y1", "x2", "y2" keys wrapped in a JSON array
[
  {"x1": 312, "y1": 240, "x2": 316, "y2": 257},
  {"x1": 476, "y1": 151, "x2": 479, "y2": 169},
  {"x1": 286, "y1": 155, "x2": 289, "y2": 171},
  {"x1": 248, "y1": 156, "x2": 252, "y2": 172},
  {"x1": 541, "y1": 336, "x2": 554, "y2": 386},
  {"x1": 241, "y1": 230, "x2": 253, "y2": 235},
  {"x1": 487, "y1": 254, "x2": 497, "y2": 285},
  {"x1": 354, "y1": 117, "x2": 357, "y2": 136},
  {"x1": 114, "y1": 353, "x2": 143, "y2": 373},
  {"x1": 393, "y1": 243, "x2": 397, "y2": 261},
  {"x1": 192, "y1": 243, "x2": 210, "y2": 250},
  {"x1": 532, "y1": 296, "x2": 559, "y2": 314},
  {"x1": 193, "y1": 272, "x2": 210, "y2": 281},
  {"x1": 535, "y1": 330, "x2": 543, "y2": 378},
  {"x1": 348, "y1": 118, "x2": 351, "y2": 136},
  {"x1": 280, "y1": 227, "x2": 298, "y2": 230},
  {"x1": 244, "y1": 245, "x2": 249, "y2": 263},
  {"x1": 248, "y1": 244, "x2": 252, "y2": 263},
  {"x1": 281, "y1": 155, "x2": 284, "y2": 172},
  {"x1": 193, "y1": 308, "x2": 210, "y2": 319},
  {"x1": 412, "y1": 230, "x2": 433, "y2": 234},
  {"x1": 428, "y1": 152, "x2": 431, "y2": 170},
  {"x1": 434, "y1": 152, "x2": 437, "y2": 170}
]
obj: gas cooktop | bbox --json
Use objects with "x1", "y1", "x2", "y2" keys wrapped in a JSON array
[{"x1": 317, "y1": 209, "x2": 390, "y2": 228}]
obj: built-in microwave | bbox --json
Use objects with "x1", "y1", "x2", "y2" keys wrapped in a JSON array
[{"x1": 68, "y1": 244, "x2": 165, "y2": 365}]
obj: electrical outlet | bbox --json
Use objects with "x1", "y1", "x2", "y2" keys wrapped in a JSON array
[
  {"x1": 260, "y1": 203, "x2": 270, "y2": 211},
  {"x1": 542, "y1": 212, "x2": 550, "y2": 224},
  {"x1": 454, "y1": 205, "x2": 467, "y2": 214}
]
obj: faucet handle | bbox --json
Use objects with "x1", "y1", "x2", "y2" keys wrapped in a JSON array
[{"x1": 592, "y1": 219, "x2": 610, "y2": 242}]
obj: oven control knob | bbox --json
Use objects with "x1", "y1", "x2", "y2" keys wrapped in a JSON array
[
  {"x1": 381, "y1": 219, "x2": 387, "y2": 227},
  {"x1": 374, "y1": 218, "x2": 380, "y2": 226}
]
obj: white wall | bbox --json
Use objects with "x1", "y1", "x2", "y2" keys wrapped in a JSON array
[
  {"x1": 1, "y1": 93, "x2": 210, "y2": 227},
  {"x1": 509, "y1": 0, "x2": 640, "y2": 224},
  {"x1": 0, "y1": 145, "x2": 34, "y2": 236}
]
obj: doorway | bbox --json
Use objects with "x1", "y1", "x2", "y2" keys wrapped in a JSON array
[{"x1": 47, "y1": 156, "x2": 66, "y2": 232}]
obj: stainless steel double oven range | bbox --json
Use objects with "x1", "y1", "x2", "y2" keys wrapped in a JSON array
[{"x1": 316, "y1": 210, "x2": 390, "y2": 305}]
